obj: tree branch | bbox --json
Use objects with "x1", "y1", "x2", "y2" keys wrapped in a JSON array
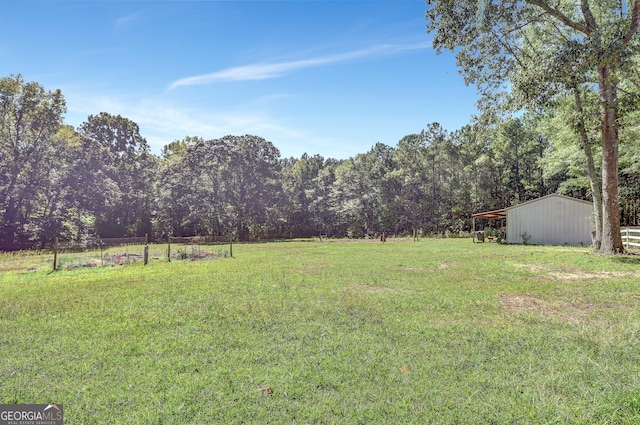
[
  {"x1": 526, "y1": 0, "x2": 592, "y2": 35},
  {"x1": 504, "y1": 12, "x2": 547, "y2": 34},
  {"x1": 549, "y1": 19, "x2": 573, "y2": 43},
  {"x1": 522, "y1": 31, "x2": 542, "y2": 59},
  {"x1": 628, "y1": 66, "x2": 640, "y2": 91},
  {"x1": 581, "y1": 0, "x2": 597, "y2": 31},
  {"x1": 623, "y1": 0, "x2": 640, "y2": 45}
]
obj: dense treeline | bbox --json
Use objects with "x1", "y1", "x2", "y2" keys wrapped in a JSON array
[{"x1": 1, "y1": 73, "x2": 639, "y2": 250}]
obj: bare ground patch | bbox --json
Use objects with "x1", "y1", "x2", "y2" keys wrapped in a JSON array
[
  {"x1": 514, "y1": 263, "x2": 550, "y2": 272},
  {"x1": 396, "y1": 263, "x2": 454, "y2": 271},
  {"x1": 500, "y1": 294, "x2": 619, "y2": 324},
  {"x1": 547, "y1": 270, "x2": 637, "y2": 280},
  {"x1": 514, "y1": 263, "x2": 640, "y2": 281}
]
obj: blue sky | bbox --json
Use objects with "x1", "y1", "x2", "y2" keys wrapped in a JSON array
[{"x1": 0, "y1": 0, "x2": 479, "y2": 159}]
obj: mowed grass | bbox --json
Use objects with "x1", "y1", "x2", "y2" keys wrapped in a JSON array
[{"x1": 2, "y1": 238, "x2": 640, "y2": 424}]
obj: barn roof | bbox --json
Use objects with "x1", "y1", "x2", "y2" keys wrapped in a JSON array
[
  {"x1": 504, "y1": 193, "x2": 593, "y2": 210},
  {"x1": 471, "y1": 194, "x2": 592, "y2": 220},
  {"x1": 471, "y1": 208, "x2": 507, "y2": 220}
]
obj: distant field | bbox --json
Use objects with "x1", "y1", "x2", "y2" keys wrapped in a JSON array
[{"x1": 2, "y1": 238, "x2": 640, "y2": 424}]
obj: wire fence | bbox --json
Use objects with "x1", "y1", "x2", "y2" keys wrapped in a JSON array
[
  {"x1": 53, "y1": 237, "x2": 234, "y2": 271},
  {"x1": 0, "y1": 236, "x2": 235, "y2": 273},
  {"x1": 5, "y1": 227, "x2": 636, "y2": 273}
]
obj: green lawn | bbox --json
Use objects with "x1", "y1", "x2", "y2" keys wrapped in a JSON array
[{"x1": 2, "y1": 239, "x2": 640, "y2": 424}]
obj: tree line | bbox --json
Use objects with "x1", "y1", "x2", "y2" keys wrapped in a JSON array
[{"x1": 1, "y1": 73, "x2": 638, "y2": 251}]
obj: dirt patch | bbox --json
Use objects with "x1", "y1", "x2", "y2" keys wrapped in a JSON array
[
  {"x1": 500, "y1": 294, "x2": 616, "y2": 324},
  {"x1": 105, "y1": 253, "x2": 145, "y2": 264},
  {"x1": 75, "y1": 253, "x2": 145, "y2": 268},
  {"x1": 548, "y1": 271, "x2": 634, "y2": 280},
  {"x1": 551, "y1": 249, "x2": 591, "y2": 253},
  {"x1": 397, "y1": 263, "x2": 448, "y2": 272},
  {"x1": 514, "y1": 263, "x2": 640, "y2": 281},
  {"x1": 513, "y1": 263, "x2": 550, "y2": 272},
  {"x1": 60, "y1": 249, "x2": 224, "y2": 270}
]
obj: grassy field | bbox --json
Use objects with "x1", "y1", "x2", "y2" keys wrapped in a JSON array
[{"x1": 2, "y1": 238, "x2": 640, "y2": 424}]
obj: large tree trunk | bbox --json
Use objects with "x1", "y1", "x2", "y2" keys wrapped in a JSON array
[
  {"x1": 573, "y1": 87, "x2": 602, "y2": 250},
  {"x1": 597, "y1": 65, "x2": 624, "y2": 254}
]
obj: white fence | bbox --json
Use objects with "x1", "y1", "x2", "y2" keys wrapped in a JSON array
[{"x1": 622, "y1": 227, "x2": 640, "y2": 249}]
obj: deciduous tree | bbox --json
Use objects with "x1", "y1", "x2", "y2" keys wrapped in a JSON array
[
  {"x1": 0, "y1": 74, "x2": 66, "y2": 249},
  {"x1": 78, "y1": 113, "x2": 156, "y2": 238}
]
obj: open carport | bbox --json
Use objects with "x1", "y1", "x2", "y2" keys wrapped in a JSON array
[{"x1": 472, "y1": 194, "x2": 594, "y2": 246}]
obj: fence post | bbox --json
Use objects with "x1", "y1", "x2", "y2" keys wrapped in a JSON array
[
  {"x1": 230, "y1": 234, "x2": 233, "y2": 258},
  {"x1": 53, "y1": 237, "x2": 59, "y2": 272},
  {"x1": 167, "y1": 235, "x2": 171, "y2": 262},
  {"x1": 626, "y1": 227, "x2": 630, "y2": 250}
]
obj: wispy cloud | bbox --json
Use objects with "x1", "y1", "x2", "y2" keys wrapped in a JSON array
[
  {"x1": 63, "y1": 86, "x2": 302, "y2": 152},
  {"x1": 115, "y1": 13, "x2": 140, "y2": 30},
  {"x1": 168, "y1": 41, "x2": 431, "y2": 89}
]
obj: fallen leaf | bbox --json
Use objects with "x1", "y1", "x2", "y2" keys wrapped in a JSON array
[
  {"x1": 258, "y1": 386, "x2": 274, "y2": 395},
  {"x1": 399, "y1": 364, "x2": 410, "y2": 374}
]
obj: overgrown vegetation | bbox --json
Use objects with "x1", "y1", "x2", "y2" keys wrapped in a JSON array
[{"x1": 2, "y1": 239, "x2": 640, "y2": 423}]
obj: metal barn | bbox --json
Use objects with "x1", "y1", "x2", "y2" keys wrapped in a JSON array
[{"x1": 473, "y1": 194, "x2": 594, "y2": 246}]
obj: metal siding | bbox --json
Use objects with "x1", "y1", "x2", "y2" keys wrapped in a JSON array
[
  {"x1": 505, "y1": 195, "x2": 593, "y2": 245},
  {"x1": 506, "y1": 207, "x2": 524, "y2": 244}
]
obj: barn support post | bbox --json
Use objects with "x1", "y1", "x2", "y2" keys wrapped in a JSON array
[{"x1": 472, "y1": 217, "x2": 475, "y2": 243}]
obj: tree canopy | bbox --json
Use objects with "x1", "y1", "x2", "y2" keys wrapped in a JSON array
[{"x1": 0, "y1": 67, "x2": 639, "y2": 251}]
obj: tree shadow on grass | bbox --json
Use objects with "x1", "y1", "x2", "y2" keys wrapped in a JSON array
[{"x1": 612, "y1": 254, "x2": 640, "y2": 265}]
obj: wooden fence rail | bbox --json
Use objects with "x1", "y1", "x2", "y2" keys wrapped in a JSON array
[{"x1": 621, "y1": 227, "x2": 640, "y2": 250}]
